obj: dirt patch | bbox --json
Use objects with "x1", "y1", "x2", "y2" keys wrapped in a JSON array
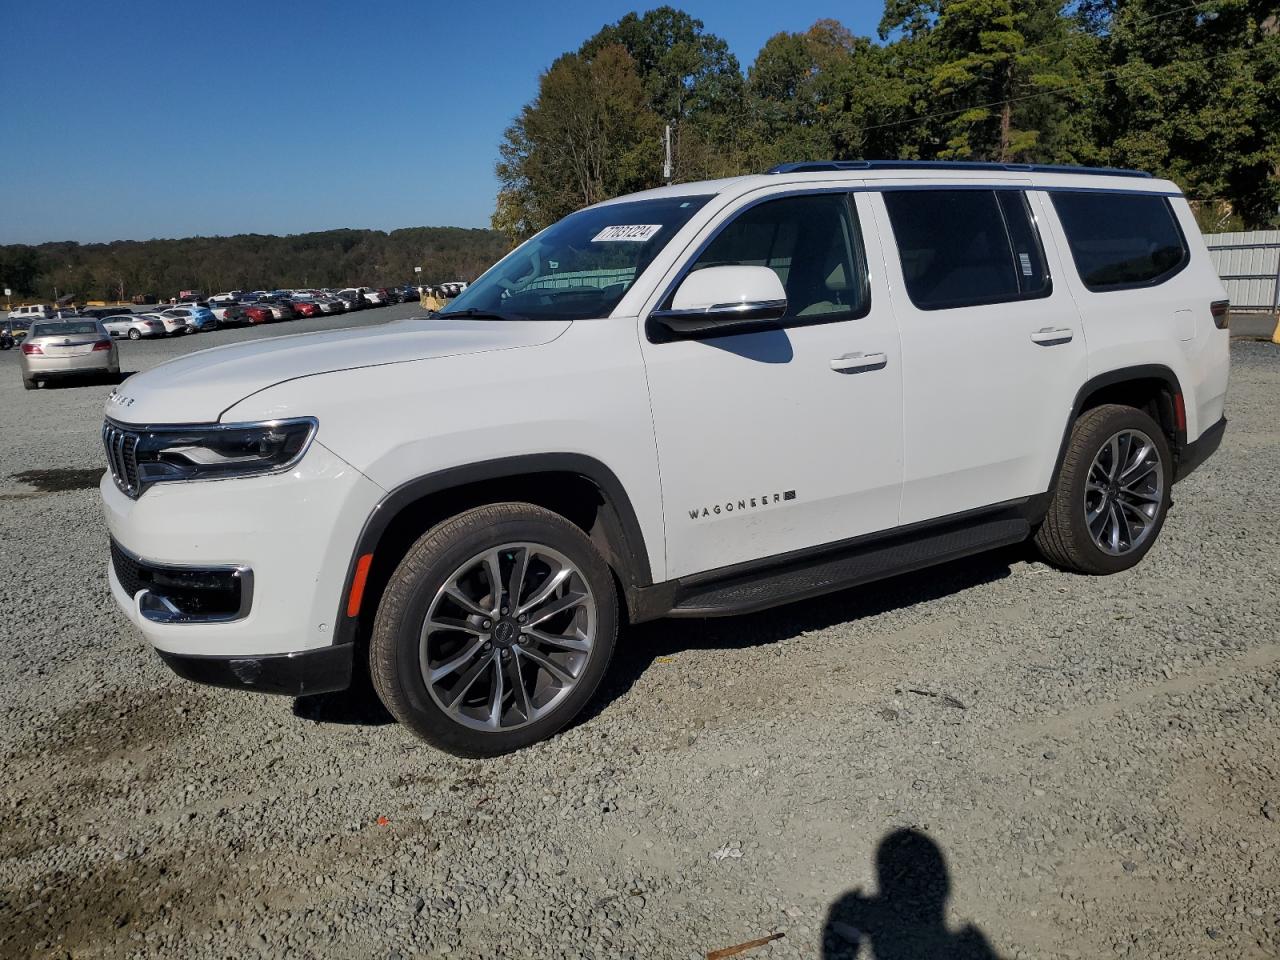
[
  {"x1": 5, "y1": 686, "x2": 192, "y2": 770},
  {"x1": 9, "y1": 468, "x2": 104, "y2": 493},
  {"x1": 0, "y1": 849, "x2": 226, "y2": 958}
]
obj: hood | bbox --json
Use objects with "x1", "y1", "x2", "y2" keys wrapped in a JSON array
[{"x1": 104, "y1": 316, "x2": 571, "y2": 425}]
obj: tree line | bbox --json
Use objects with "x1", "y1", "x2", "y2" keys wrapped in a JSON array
[
  {"x1": 0, "y1": 227, "x2": 510, "y2": 302},
  {"x1": 494, "y1": 1, "x2": 1280, "y2": 240}
]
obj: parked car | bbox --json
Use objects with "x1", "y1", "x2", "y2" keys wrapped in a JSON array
[
  {"x1": 311, "y1": 296, "x2": 345, "y2": 314},
  {"x1": 208, "y1": 291, "x2": 247, "y2": 304},
  {"x1": 95, "y1": 161, "x2": 1231, "y2": 756},
  {"x1": 256, "y1": 298, "x2": 296, "y2": 321},
  {"x1": 141, "y1": 311, "x2": 193, "y2": 336},
  {"x1": 209, "y1": 303, "x2": 248, "y2": 327},
  {"x1": 240, "y1": 304, "x2": 274, "y2": 325},
  {"x1": 102, "y1": 314, "x2": 166, "y2": 340},
  {"x1": 290, "y1": 299, "x2": 322, "y2": 319},
  {"x1": 162, "y1": 306, "x2": 218, "y2": 332},
  {"x1": 7, "y1": 304, "x2": 51, "y2": 322},
  {"x1": 0, "y1": 324, "x2": 15, "y2": 350},
  {"x1": 335, "y1": 290, "x2": 364, "y2": 310},
  {"x1": 21, "y1": 318, "x2": 118, "y2": 389}
]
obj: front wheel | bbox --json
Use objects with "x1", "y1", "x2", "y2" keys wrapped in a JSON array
[
  {"x1": 1035, "y1": 403, "x2": 1172, "y2": 575},
  {"x1": 127, "y1": 328, "x2": 142, "y2": 340},
  {"x1": 370, "y1": 503, "x2": 618, "y2": 757}
]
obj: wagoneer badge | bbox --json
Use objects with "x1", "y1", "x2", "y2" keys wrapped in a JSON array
[{"x1": 689, "y1": 490, "x2": 795, "y2": 520}]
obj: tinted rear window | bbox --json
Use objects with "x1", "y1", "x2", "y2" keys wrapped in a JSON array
[
  {"x1": 1050, "y1": 192, "x2": 1188, "y2": 290},
  {"x1": 883, "y1": 189, "x2": 1050, "y2": 310},
  {"x1": 32, "y1": 322, "x2": 99, "y2": 336}
]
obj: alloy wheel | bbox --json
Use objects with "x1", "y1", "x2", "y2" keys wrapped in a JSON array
[
  {"x1": 419, "y1": 543, "x2": 596, "y2": 731},
  {"x1": 1084, "y1": 428, "x2": 1164, "y2": 556}
]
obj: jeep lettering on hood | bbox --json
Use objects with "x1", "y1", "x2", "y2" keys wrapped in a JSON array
[{"x1": 101, "y1": 317, "x2": 571, "y2": 425}]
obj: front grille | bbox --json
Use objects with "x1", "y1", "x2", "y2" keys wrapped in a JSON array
[
  {"x1": 102, "y1": 420, "x2": 141, "y2": 497},
  {"x1": 110, "y1": 538, "x2": 146, "y2": 597}
]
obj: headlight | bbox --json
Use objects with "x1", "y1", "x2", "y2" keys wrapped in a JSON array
[{"x1": 134, "y1": 418, "x2": 318, "y2": 485}]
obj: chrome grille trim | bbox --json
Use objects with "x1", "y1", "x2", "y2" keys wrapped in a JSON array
[{"x1": 102, "y1": 420, "x2": 141, "y2": 498}]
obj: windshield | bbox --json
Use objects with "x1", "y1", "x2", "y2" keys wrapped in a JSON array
[
  {"x1": 441, "y1": 195, "x2": 711, "y2": 321},
  {"x1": 32, "y1": 321, "x2": 99, "y2": 337}
]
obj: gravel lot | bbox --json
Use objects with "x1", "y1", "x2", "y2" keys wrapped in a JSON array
[{"x1": 1, "y1": 314, "x2": 1277, "y2": 960}]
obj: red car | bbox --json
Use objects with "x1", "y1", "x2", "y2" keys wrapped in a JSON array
[
  {"x1": 291, "y1": 300, "x2": 321, "y2": 318},
  {"x1": 242, "y1": 304, "x2": 273, "y2": 325}
]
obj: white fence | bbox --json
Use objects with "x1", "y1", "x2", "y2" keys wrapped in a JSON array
[{"x1": 1204, "y1": 230, "x2": 1280, "y2": 313}]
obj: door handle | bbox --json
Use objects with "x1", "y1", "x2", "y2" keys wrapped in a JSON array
[
  {"x1": 1030, "y1": 327, "x2": 1074, "y2": 346},
  {"x1": 830, "y1": 352, "x2": 888, "y2": 373}
]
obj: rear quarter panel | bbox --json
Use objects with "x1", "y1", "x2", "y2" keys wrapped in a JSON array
[{"x1": 1036, "y1": 188, "x2": 1229, "y2": 440}]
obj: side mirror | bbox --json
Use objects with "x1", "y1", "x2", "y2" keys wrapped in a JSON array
[{"x1": 649, "y1": 265, "x2": 787, "y2": 340}]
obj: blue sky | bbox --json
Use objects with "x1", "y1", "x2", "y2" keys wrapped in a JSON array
[{"x1": 0, "y1": 1, "x2": 881, "y2": 244}]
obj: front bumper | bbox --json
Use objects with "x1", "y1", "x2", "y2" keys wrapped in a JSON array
[
  {"x1": 102, "y1": 438, "x2": 385, "y2": 660},
  {"x1": 158, "y1": 644, "x2": 353, "y2": 696}
]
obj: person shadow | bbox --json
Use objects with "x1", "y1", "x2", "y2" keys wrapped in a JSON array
[{"x1": 822, "y1": 829, "x2": 1000, "y2": 960}]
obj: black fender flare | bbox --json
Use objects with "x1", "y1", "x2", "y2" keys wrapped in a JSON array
[
  {"x1": 331, "y1": 454, "x2": 652, "y2": 647},
  {"x1": 1044, "y1": 364, "x2": 1186, "y2": 511}
]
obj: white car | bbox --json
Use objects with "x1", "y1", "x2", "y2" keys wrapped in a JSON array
[
  {"x1": 7, "y1": 304, "x2": 52, "y2": 322},
  {"x1": 100, "y1": 161, "x2": 1229, "y2": 757},
  {"x1": 309, "y1": 296, "x2": 345, "y2": 314},
  {"x1": 139, "y1": 311, "x2": 192, "y2": 336},
  {"x1": 102, "y1": 313, "x2": 166, "y2": 340}
]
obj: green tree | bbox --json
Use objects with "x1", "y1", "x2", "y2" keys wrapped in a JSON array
[
  {"x1": 493, "y1": 45, "x2": 662, "y2": 241},
  {"x1": 579, "y1": 7, "x2": 745, "y2": 180},
  {"x1": 1095, "y1": 0, "x2": 1280, "y2": 227},
  {"x1": 880, "y1": 0, "x2": 1082, "y2": 161}
]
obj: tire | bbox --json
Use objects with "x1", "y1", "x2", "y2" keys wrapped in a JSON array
[
  {"x1": 22, "y1": 376, "x2": 37, "y2": 390},
  {"x1": 370, "y1": 503, "x2": 618, "y2": 757},
  {"x1": 127, "y1": 328, "x2": 141, "y2": 340},
  {"x1": 1035, "y1": 403, "x2": 1172, "y2": 575}
]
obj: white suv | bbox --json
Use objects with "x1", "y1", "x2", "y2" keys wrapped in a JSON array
[
  {"x1": 8, "y1": 304, "x2": 52, "y2": 322},
  {"x1": 100, "y1": 161, "x2": 1229, "y2": 756}
]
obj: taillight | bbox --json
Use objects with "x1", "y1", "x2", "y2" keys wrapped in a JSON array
[
  {"x1": 92, "y1": 339, "x2": 112, "y2": 351},
  {"x1": 1210, "y1": 300, "x2": 1230, "y2": 329},
  {"x1": 20, "y1": 342, "x2": 43, "y2": 355}
]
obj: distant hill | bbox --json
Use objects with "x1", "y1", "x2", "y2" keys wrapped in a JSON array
[{"x1": 0, "y1": 226, "x2": 512, "y2": 302}]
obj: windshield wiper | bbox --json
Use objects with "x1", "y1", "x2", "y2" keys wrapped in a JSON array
[{"x1": 436, "y1": 307, "x2": 528, "y2": 322}]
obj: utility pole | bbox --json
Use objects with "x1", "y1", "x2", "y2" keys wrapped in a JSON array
[{"x1": 663, "y1": 123, "x2": 672, "y2": 186}]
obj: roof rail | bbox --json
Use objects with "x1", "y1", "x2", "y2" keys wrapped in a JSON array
[{"x1": 767, "y1": 160, "x2": 1152, "y2": 179}]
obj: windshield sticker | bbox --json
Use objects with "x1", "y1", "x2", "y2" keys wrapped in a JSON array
[
  {"x1": 592, "y1": 224, "x2": 662, "y2": 243},
  {"x1": 1018, "y1": 252, "x2": 1033, "y2": 276}
]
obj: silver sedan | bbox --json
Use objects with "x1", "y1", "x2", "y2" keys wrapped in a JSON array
[
  {"x1": 102, "y1": 313, "x2": 166, "y2": 340},
  {"x1": 20, "y1": 319, "x2": 120, "y2": 390}
]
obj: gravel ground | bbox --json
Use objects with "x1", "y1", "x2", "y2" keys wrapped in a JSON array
[{"x1": 0, "y1": 316, "x2": 1276, "y2": 960}]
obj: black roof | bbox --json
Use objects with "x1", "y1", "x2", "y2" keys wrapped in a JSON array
[{"x1": 767, "y1": 160, "x2": 1151, "y2": 178}]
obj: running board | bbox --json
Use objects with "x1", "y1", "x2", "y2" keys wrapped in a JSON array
[{"x1": 666, "y1": 516, "x2": 1030, "y2": 618}]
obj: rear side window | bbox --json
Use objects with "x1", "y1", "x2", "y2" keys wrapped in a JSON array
[
  {"x1": 1050, "y1": 191, "x2": 1188, "y2": 290},
  {"x1": 883, "y1": 189, "x2": 1050, "y2": 310}
]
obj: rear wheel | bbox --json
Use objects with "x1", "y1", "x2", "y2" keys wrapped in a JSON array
[
  {"x1": 127, "y1": 328, "x2": 142, "y2": 340},
  {"x1": 22, "y1": 376, "x2": 37, "y2": 390},
  {"x1": 370, "y1": 503, "x2": 617, "y2": 757},
  {"x1": 1035, "y1": 404, "x2": 1172, "y2": 575}
]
